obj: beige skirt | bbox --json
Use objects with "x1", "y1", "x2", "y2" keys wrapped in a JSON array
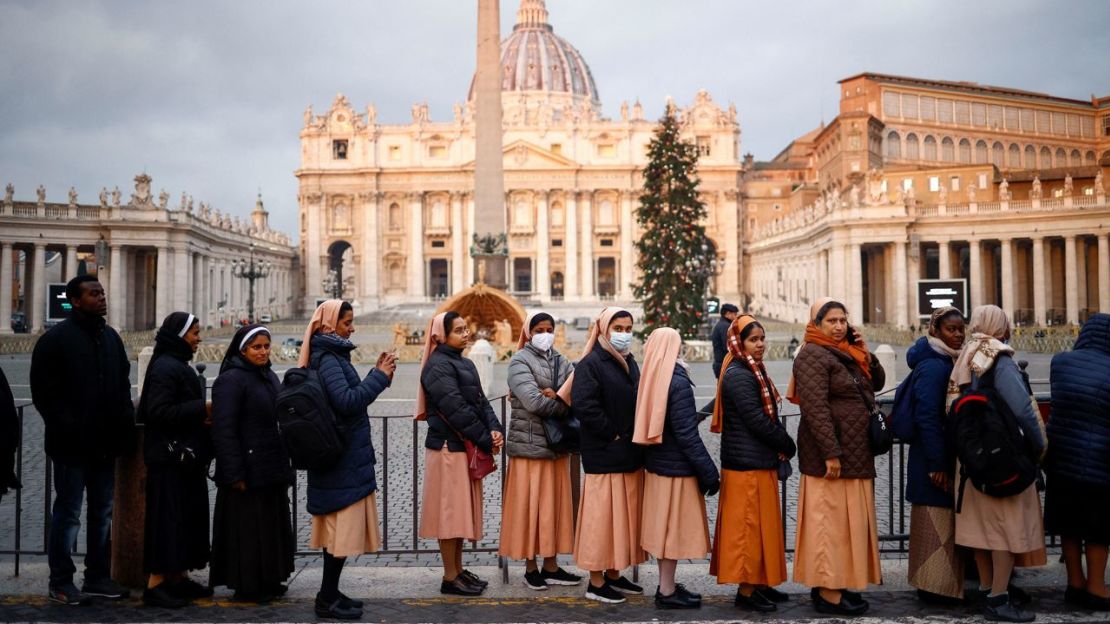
[
  {"x1": 954, "y1": 475, "x2": 1045, "y2": 557},
  {"x1": 310, "y1": 492, "x2": 381, "y2": 558},
  {"x1": 498, "y1": 455, "x2": 575, "y2": 560},
  {"x1": 418, "y1": 447, "x2": 484, "y2": 541},
  {"x1": 640, "y1": 473, "x2": 710, "y2": 560},
  {"x1": 907, "y1": 504, "x2": 965, "y2": 598},
  {"x1": 573, "y1": 470, "x2": 646, "y2": 571},
  {"x1": 793, "y1": 475, "x2": 882, "y2": 590}
]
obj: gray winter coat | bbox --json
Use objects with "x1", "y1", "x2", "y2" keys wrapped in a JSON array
[{"x1": 506, "y1": 344, "x2": 574, "y2": 459}]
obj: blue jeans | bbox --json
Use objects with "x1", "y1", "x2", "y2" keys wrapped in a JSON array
[{"x1": 48, "y1": 459, "x2": 115, "y2": 587}]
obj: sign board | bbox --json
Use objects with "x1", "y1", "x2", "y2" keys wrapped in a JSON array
[
  {"x1": 917, "y1": 279, "x2": 968, "y2": 319},
  {"x1": 47, "y1": 283, "x2": 71, "y2": 321}
]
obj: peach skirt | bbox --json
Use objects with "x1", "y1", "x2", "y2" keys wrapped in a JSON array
[
  {"x1": 573, "y1": 470, "x2": 646, "y2": 571},
  {"x1": 710, "y1": 469, "x2": 787, "y2": 586},
  {"x1": 418, "y1": 447, "x2": 484, "y2": 541},
  {"x1": 793, "y1": 475, "x2": 882, "y2": 590},
  {"x1": 640, "y1": 473, "x2": 710, "y2": 560},
  {"x1": 310, "y1": 492, "x2": 381, "y2": 558},
  {"x1": 498, "y1": 455, "x2": 575, "y2": 560},
  {"x1": 955, "y1": 473, "x2": 1045, "y2": 561}
]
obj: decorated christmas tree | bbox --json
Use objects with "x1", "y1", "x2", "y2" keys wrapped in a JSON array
[{"x1": 632, "y1": 103, "x2": 716, "y2": 339}]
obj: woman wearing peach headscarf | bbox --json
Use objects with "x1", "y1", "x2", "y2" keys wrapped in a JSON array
[
  {"x1": 415, "y1": 311, "x2": 505, "y2": 597},
  {"x1": 791, "y1": 297, "x2": 884, "y2": 617},
  {"x1": 634, "y1": 327, "x2": 719, "y2": 609},
  {"x1": 564, "y1": 307, "x2": 645, "y2": 604},
  {"x1": 300, "y1": 300, "x2": 396, "y2": 619},
  {"x1": 499, "y1": 312, "x2": 580, "y2": 590},
  {"x1": 709, "y1": 314, "x2": 796, "y2": 613}
]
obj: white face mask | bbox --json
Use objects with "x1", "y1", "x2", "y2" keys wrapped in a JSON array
[
  {"x1": 530, "y1": 332, "x2": 555, "y2": 352},
  {"x1": 608, "y1": 331, "x2": 633, "y2": 353}
]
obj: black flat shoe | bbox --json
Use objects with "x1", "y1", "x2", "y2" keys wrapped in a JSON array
[
  {"x1": 270, "y1": 583, "x2": 289, "y2": 597},
  {"x1": 1085, "y1": 592, "x2": 1110, "y2": 611},
  {"x1": 338, "y1": 591, "x2": 363, "y2": 608},
  {"x1": 170, "y1": 577, "x2": 213, "y2": 600},
  {"x1": 314, "y1": 595, "x2": 362, "y2": 620},
  {"x1": 142, "y1": 586, "x2": 188, "y2": 609},
  {"x1": 758, "y1": 585, "x2": 789, "y2": 603},
  {"x1": 735, "y1": 590, "x2": 776, "y2": 612},
  {"x1": 675, "y1": 583, "x2": 701, "y2": 600},
  {"x1": 440, "y1": 577, "x2": 483, "y2": 596},
  {"x1": 655, "y1": 588, "x2": 700, "y2": 609},
  {"x1": 1064, "y1": 586, "x2": 1086, "y2": 605},
  {"x1": 917, "y1": 589, "x2": 963, "y2": 606},
  {"x1": 232, "y1": 591, "x2": 276, "y2": 604},
  {"x1": 813, "y1": 592, "x2": 869, "y2": 616},
  {"x1": 460, "y1": 569, "x2": 488, "y2": 588},
  {"x1": 812, "y1": 586, "x2": 860, "y2": 602},
  {"x1": 1007, "y1": 584, "x2": 1032, "y2": 607}
]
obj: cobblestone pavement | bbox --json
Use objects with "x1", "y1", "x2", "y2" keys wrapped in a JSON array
[
  {"x1": 0, "y1": 350, "x2": 1055, "y2": 568},
  {"x1": 2, "y1": 587, "x2": 1110, "y2": 623}
]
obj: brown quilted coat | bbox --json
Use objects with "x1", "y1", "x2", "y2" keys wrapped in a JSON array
[{"x1": 793, "y1": 343, "x2": 886, "y2": 479}]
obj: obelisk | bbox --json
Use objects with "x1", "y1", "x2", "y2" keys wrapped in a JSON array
[{"x1": 472, "y1": 0, "x2": 508, "y2": 288}]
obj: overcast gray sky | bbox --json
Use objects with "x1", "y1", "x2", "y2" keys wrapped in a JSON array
[{"x1": 2, "y1": 0, "x2": 1107, "y2": 241}]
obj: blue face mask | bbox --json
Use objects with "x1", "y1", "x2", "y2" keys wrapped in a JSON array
[{"x1": 608, "y1": 331, "x2": 632, "y2": 353}]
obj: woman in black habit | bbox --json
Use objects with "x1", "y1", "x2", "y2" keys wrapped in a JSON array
[
  {"x1": 140, "y1": 312, "x2": 213, "y2": 608},
  {"x1": 209, "y1": 324, "x2": 295, "y2": 602}
]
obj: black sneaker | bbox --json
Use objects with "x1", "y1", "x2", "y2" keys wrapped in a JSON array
[
  {"x1": 585, "y1": 582, "x2": 626, "y2": 604},
  {"x1": 984, "y1": 592, "x2": 1034, "y2": 623},
  {"x1": 524, "y1": 569, "x2": 548, "y2": 591},
  {"x1": 315, "y1": 593, "x2": 363, "y2": 620},
  {"x1": 169, "y1": 577, "x2": 212, "y2": 600},
  {"x1": 48, "y1": 583, "x2": 92, "y2": 606},
  {"x1": 606, "y1": 575, "x2": 643, "y2": 595},
  {"x1": 82, "y1": 578, "x2": 130, "y2": 600},
  {"x1": 540, "y1": 567, "x2": 582, "y2": 586},
  {"x1": 142, "y1": 585, "x2": 188, "y2": 609}
]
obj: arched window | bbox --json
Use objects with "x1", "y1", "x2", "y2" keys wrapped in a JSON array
[
  {"x1": 1086, "y1": 151, "x2": 1097, "y2": 165},
  {"x1": 975, "y1": 140, "x2": 988, "y2": 164},
  {"x1": 1056, "y1": 148, "x2": 1067, "y2": 165},
  {"x1": 1024, "y1": 145, "x2": 1036, "y2": 168},
  {"x1": 388, "y1": 261, "x2": 403, "y2": 287},
  {"x1": 992, "y1": 142, "x2": 1005, "y2": 167},
  {"x1": 1008, "y1": 144, "x2": 1021, "y2": 168},
  {"x1": 905, "y1": 133, "x2": 920, "y2": 160},
  {"x1": 941, "y1": 137, "x2": 955, "y2": 162},
  {"x1": 958, "y1": 138, "x2": 972, "y2": 163},
  {"x1": 388, "y1": 202, "x2": 402, "y2": 229},
  {"x1": 1040, "y1": 146, "x2": 1052, "y2": 168},
  {"x1": 885, "y1": 131, "x2": 901, "y2": 159},
  {"x1": 1070, "y1": 149, "x2": 1082, "y2": 167},
  {"x1": 923, "y1": 135, "x2": 937, "y2": 161}
]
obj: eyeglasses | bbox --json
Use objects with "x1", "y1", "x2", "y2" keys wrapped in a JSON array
[{"x1": 451, "y1": 326, "x2": 471, "y2": 336}]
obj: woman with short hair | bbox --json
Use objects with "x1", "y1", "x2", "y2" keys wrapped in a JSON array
[{"x1": 416, "y1": 311, "x2": 505, "y2": 596}]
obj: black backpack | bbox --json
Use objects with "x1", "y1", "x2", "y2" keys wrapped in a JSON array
[
  {"x1": 276, "y1": 355, "x2": 347, "y2": 471},
  {"x1": 946, "y1": 370, "x2": 1037, "y2": 511}
]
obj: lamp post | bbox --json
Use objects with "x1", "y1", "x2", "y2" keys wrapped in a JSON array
[{"x1": 231, "y1": 244, "x2": 271, "y2": 324}]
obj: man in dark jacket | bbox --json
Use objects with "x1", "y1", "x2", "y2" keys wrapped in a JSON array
[
  {"x1": 700, "y1": 304, "x2": 738, "y2": 416},
  {"x1": 30, "y1": 275, "x2": 135, "y2": 605},
  {"x1": 0, "y1": 366, "x2": 21, "y2": 502}
]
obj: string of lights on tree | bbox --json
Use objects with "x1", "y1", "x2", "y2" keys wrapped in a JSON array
[{"x1": 632, "y1": 103, "x2": 716, "y2": 339}]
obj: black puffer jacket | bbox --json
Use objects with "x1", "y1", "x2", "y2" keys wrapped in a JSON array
[
  {"x1": 421, "y1": 345, "x2": 504, "y2": 454},
  {"x1": 210, "y1": 355, "x2": 292, "y2": 489},
  {"x1": 718, "y1": 359, "x2": 796, "y2": 471},
  {"x1": 139, "y1": 349, "x2": 210, "y2": 467},
  {"x1": 572, "y1": 342, "x2": 643, "y2": 474},
  {"x1": 643, "y1": 365, "x2": 719, "y2": 490},
  {"x1": 30, "y1": 311, "x2": 135, "y2": 463}
]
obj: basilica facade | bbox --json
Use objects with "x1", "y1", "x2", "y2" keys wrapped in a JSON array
[{"x1": 296, "y1": 0, "x2": 743, "y2": 312}]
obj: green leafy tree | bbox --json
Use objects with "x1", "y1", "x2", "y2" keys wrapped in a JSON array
[{"x1": 632, "y1": 104, "x2": 715, "y2": 339}]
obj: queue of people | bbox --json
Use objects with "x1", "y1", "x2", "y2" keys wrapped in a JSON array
[{"x1": 22, "y1": 275, "x2": 1110, "y2": 620}]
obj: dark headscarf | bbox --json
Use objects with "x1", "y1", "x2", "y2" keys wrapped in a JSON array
[
  {"x1": 221, "y1": 324, "x2": 272, "y2": 373},
  {"x1": 153, "y1": 311, "x2": 198, "y2": 362}
]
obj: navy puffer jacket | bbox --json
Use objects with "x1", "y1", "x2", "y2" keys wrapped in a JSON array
[
  {"x1": 904, "y1": 337, "x2": 956, "y2": 507},
  {"x1": 306, "y1": 333, "x2": 391, "y2": 515},
  {"x1": 1047, "y1": 313, "x2": 1110, "y2": 487},
  {"x1": 643, "y1": 365, "x2": 720, "y2": 492},
  {"x1": 572, "y1": 342, "x2": 643, "y2": 474}
]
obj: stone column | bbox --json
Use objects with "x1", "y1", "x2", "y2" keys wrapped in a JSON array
[
  {"x1": 155, "y1": 247, "x2": 170, "y2": 324},
  {"x1": 937, "y1": 241, "x2": 951, "y2": 279},
  {"x1": 968, "y1": 240, "x2": 983, "y2": 309},
  {"x1": 450, "y1": 192, "x2": 465, "y2": 292},
  {"x1": 0, "y1": 243, "x2": 12, "y2": 334},
  {"x1": 108, "y1": 245, "x2": 126, "y2": 330},
  {"x1": 564, "y1": 192, "x2": 579, "y2": 300},
  {"x1": 535, "y1": 189, "x2": 550, "y2": 300},
  {"x1": 64, "y1": 245, "x2": 78, "y2": 280},
  {"x1": 720, "y1": 190, "x2": 740, "y2": 301},
  {"x1": 1032, "y1": 237, "x2": 1047, "y2": 326},
  {"x1": 173, "y1": 247, "x2": 188, "y2": 313},
  {"x1": 30, "y1": 243, "x2": 46, "y2": 333},
  {"x1": 304, "y1": 193, "x2": 323, "y2": 308},
  {"x1": 815, "y1": 249, "x2": 828, "y2": 301},
  {"x1": 580, "y1": 192, "x2": 594, "y2": 298},
  {"x1": 1099, "y1": 234, "x2": 1110, "y2": 313},
  {"x1": 360, "y1": 192, "x2": 380, "y2": 308},
  {"x1": 408, "y1": 192, "x2": 425, "y2": 299},
  {"x1": 465, "y1": 194, "x2": 476, "y2": 287},
  {"x1": 829, "y1": 244, "x2": 846, "y2": 302},
  {"x1": 192, "y1": 253, "x2": 203, "y2": 320},
  {"x1": 1076, "y1": 237, "x2": 1089, "y2": 318},
  {"x1": 1065, "y1": 236, "x2": 1079, "y2": 325},
  {"x1": 620, "y1": 191, "x2": 635, "y2": 299},
  {"x1": 893, "y1": 241, "x2": 908, "y2": 328},
  {"x1": 848, "y1": 243, "x2": 863, "y2": 320},
  {"x1": 1000, "y1": 239, "x2": 1015, "y2": 322}
]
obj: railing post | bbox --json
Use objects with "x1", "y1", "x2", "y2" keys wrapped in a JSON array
[
  {"x1": 381, "y1": 417, "x2": 389, "y2": 551},
  {"x1": 14, "y1": 405, "x2": 23, "y2": 576},
  {"x1": 500, "y1": 396, "x2": 509, "y2": 584}
]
